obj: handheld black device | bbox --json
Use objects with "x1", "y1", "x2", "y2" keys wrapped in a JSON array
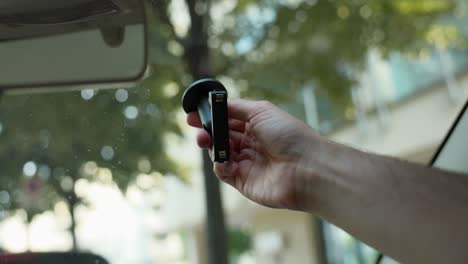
[{"x1": 182, "y1": 79, "x2": 230, "y2": 163}]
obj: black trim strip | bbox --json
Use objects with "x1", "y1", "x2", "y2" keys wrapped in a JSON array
[
  {"x1": 376, "y1": 99, "x2": 468, "y2": 264},
  {"x1": 429, "y1": 100, "x2": 468, "y2": 165},
  {"x1": 0, "y1": 0, "x2": 120, "y2": 26}
]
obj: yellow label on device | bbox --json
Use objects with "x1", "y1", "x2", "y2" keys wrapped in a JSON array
[{"x1": 219, "y1": 150, "x2": 227, "y2": 158}]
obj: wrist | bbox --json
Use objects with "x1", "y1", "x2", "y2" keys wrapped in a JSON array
[{"x1": 293, "y1": 131, "x2": 332, "y2": 214}]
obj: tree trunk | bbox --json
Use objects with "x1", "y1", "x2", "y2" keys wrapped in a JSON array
[
  {"x1": 69, "y1": 204, "x2": 78, "y2": 251},
  {"x1": 184, "y1": 0, "x2": 229, "y2": 263},
  {"x1": 313, "y1": 218, "x2": 327, "y2": 264},
  {"x1": 26, "y1": 221, "x2": 32, "y2": 252},
  {"x1": 65, "y1": 189, "x2": 79, "y2": 251},
  {"x1": 201, "y1": 151, "x2": 229, "y2": 264}
]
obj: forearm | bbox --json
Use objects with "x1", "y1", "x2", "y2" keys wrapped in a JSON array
[{"x1": 299, "y1": 139, "x2": 468, "y2": 263}]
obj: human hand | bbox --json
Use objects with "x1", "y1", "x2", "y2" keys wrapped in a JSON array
[{"x1": 186, "y1": 98, "x2": 321, "y2": 210}]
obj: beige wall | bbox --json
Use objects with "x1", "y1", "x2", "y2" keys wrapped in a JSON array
[
  {"x1": 250, "y1": 208, "x2": 322, "y2": 264},
  {"x1": 330, "y1": 74, "x2": 468, "y2": 162}
]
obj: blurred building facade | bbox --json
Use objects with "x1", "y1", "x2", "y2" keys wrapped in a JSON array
[
  {"x1": 162, "y1": 45, "x2": 468, "y2": 264},
  {"x1": 321, "y1": 48, "x2": 468, "y2": 264}
]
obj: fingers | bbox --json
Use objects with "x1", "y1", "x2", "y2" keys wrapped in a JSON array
[
  {"x1": 188, "y1": 112, "x2": 245, "y2": 132},
  {"x1": 238, "y1": 148, "x2": 256, "y2": 161},
  {"x1": 229, "y1": 118, "x2": 245, "y2": 133},
  {"x1": 187, "y1": 112, "x2": 202, "y2": 128},
  {"x1": 229, "y1": 130, "x2": 244, "y2": 150},
  {"x1": 196, "y1": 129, "x2": 248, "y2": 151},
  {"x1": 214, "y1": 161, "x2": 238, "y2": 177},
  {"x1": 197, "y1": 127, "x2": 249, "y2": 162},
  {"x1": 228, "y1": 98, "x2": 270, "y2": 122},
  {"x1": 196, "y1": 129, "x2": 212, "y2": 149},
  {"x1": 188, "y1": 97, "x2": 274, "y2": 127},
  {"x1": 214, "y1": 161, "x2": 239, "y2": 187}
]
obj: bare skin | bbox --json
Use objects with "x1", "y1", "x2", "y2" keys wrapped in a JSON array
[{"x1": 187, "y1": 98, "x2": 468, "y2": 264}]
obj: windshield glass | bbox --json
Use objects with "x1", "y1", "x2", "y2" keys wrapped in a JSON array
[{"x1": 1, "y1": 1, "x2": 467, "y2": 264}]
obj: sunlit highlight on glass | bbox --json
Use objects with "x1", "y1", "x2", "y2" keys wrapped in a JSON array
[
  {"x1": 124, "y1": 106, "x2": 139, "y2": 119},
  {"x1": 80, "y1": 89, "x2": 95, "y2": 100},
  {"x1": 83, "y1": 161, "x2": 98, "y2": 176},
  {"x1": 101, "y1": 146, "x2": 115, "y2": 161},
  {"x1": 163, "y1": 82, "x2": 180, "y2": 98},
  {"x1": 137, "y1": 158, "x2": 151, "y2": 173},
  {"x1": 115, "y1": 89, "x2": 129, "y2": 103},
  {"x1": 0, "y1": 191, "x2": 10, "y2": 205},
  {"x1": 23, "y1": 161, "x2": 37, "y2": 177}
]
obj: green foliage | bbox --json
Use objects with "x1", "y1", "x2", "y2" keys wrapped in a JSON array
[
  {"x1": 0, "y1": 4, "x2": 190, "y2": 220},
  {"x1": 213, "y1": 0, "x2": 463, "y2": 115},
  {"x1": 0, "y1": 82, "x2": 183, "y2": 215},
  {"x1": 228, "y1": 229, "x2": 252, "y2": 258}
]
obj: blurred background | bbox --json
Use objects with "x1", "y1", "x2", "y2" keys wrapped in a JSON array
[{"x1": 1, "y1": 0, "x2": 468, "y2": 263}]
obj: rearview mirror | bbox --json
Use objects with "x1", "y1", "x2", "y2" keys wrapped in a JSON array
[
  {"x1": 0, "y1": 0, "x2": 148, "y2": 93},
  {"x1": 0, "y1": 252, "x2": 109, "y2": 264}
]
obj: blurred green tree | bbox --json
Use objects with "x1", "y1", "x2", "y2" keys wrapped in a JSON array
[
  {"x1": 212, "y1": 0, "x2": 463, "y2": 111},
  {"x1": 0, "y1": 0, "x2": 464, "y2": 256}
]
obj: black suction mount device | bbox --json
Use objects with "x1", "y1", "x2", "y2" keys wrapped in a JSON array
[{"x1": 182, "y1": 79, "x2": 230, "y2": 163}]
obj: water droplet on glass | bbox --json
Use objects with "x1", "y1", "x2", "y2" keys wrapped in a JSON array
[
  {"x1": 0, "y1": 209, "x2": 6, "y2": 220},
  {"x1": 195, "y1": 1, "x2": 207, "y2": 15},
  {"x1": 360, "y1": 5, "x2": 373, "y2": 19},
  {"x1": 167, "y1": 40, "x2": 184, "y2": 56},
  {"x1": 0, "y1": 191, "x2": 10, "y2": 204},
  {"x1": 81, "y1": 89, "x2": 95, "y2": 100},
  {"x1": 53, "y1": 167, "x2": 66, "y2": 179},
  {"x1": 38, "y1": 165, "x2": 51, "y2": 180},
  {"x1": 163, "y1": 82, "x2": 180, "y2": 98},
  {"x1": 145, "y1": 104, "x2": 159, "y2": 117},
  {"x1": 61, "y1": 176, "x2": 74, "y2": 192},
  {"x1": 337, "y1": 5, "x2": 350, "y2": 19},
  {"x1": 124, "y1": 106, "x2": 139, "y2": 120},
  {"x1": 295, "y1": 10, "x2": 307, "y2": 23},
  {"x1": 138, "y1": 159, "x2": 151, "y2": 173},
  {"x1": 39, "y1": 129, "x2": 51, "y2": 148},
  {"x1": 115, "y1": 89, "x2": 129, "y2": 103},
  {"x1": 101, "y1": 146, "x2": 115, "y2": 161},
  {"x1": 221, "y1": 42, "x2": 235, "y2": 56},
  {"x1": 23, "y1": 161, "x2": 37, "y2": 177},
  {"x1": 83, "y1": 161, "x2": 98, "y2": 176}
]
